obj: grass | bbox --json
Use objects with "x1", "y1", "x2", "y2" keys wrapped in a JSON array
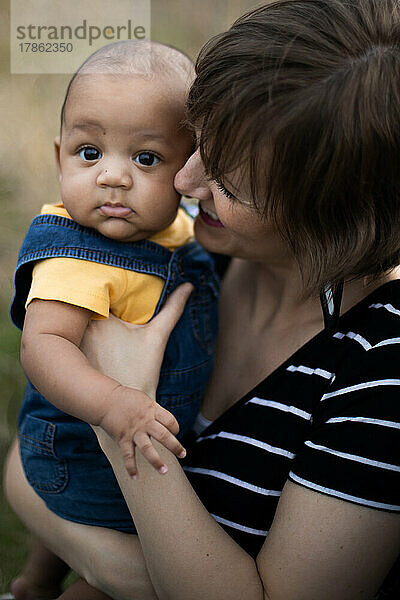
[
  {"x1": 0, "y1": 301, "x2": 30, "y2": 593},
  {"x1": 0, "y1": 171, "x2": 32, "y2": 590}
]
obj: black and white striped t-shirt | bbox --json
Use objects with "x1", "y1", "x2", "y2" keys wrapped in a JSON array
[{"x1": 182, "y1": 280, "x2": 400, "y2": 559}]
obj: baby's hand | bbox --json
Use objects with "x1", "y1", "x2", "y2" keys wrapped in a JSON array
[{"x1": 98, "y1": 386, "x2": 186, "y2": 477}]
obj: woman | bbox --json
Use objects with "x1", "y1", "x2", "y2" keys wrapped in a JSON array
[{"x1": 4, "y1": 0, "x2": 400, "y2": 598}]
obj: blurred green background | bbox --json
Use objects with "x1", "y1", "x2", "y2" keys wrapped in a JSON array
[{"x1": 0, "y1": 0, "x2": 262, "y2": 593}]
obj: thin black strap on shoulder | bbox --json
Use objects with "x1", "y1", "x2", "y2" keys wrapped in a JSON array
[{"x1": 320, "y1": 280, "x2": 344, "y2": 332}]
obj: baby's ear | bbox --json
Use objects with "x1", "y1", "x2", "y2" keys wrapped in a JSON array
[{"x1": 54, "y1": 136, "x2": 61, "y2": 179}]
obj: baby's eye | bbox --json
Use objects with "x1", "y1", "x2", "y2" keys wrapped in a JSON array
[
  {"x1": 79, "y1": 147, "x2": 102, "y2": 161},
  {"x1": 134, "y1": 152, "x2": 160, "y2": 167}
]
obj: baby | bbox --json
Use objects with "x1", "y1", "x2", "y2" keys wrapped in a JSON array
[{"x1": 10, "y1": 40, "x2": 219, "y2": 599}]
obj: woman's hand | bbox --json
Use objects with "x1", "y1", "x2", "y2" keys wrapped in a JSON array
[
  {"x1": 80, "y1": 283, "x2": 194, "y2": 397},
  {"x1": 80, "y1": 283, "x2": 194, "y2": 462}
]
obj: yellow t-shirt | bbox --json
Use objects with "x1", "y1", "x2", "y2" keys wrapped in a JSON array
[{"x1": 26, "y1": 203, "x2": 194, "y2": 324}]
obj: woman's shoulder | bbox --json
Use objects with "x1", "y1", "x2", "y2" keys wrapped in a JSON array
[
  {"x1": 335, "y1": 278, "x2": 400, "y2": 355},
  {"x1": 357, "y1": 277, "x2": 400, "y2": 313}
]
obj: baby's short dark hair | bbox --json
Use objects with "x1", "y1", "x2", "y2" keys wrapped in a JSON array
[
  {"x1": 61, "y1": 40, "x2": 194, "y2": 129},
  {"x1": 188, "y1": 0, "x2": 400, "y2": 295}
]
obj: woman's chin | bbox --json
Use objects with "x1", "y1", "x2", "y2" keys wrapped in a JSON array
[{"x1": 194, "y1": 216, "x2": 231, "y2": 255}]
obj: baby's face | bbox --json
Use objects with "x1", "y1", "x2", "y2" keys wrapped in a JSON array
[{"x1": 55, "y1": 74, "x2": 194, "y2": 242}]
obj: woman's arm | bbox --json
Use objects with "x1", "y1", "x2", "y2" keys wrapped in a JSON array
[
  {"x1": 258, "y1": 479, "x2": 400, "y2": 600},
  {"x1": 95, "y1": 429, "x2": 264, "y2": 600},
  {"x1": 96, "y1": 428, "x2": 400, "y2": 600},
  {"x1": 85, "y1": 287, "x2": 400, "y2": 600}
]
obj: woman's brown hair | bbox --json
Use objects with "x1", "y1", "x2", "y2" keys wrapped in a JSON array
[{"x1": 187, "y1": 0, "x2": 400, "y2": 296}]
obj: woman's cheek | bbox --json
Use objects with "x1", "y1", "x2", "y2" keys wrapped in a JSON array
[{"x1": 213, "y1": 201, "x2": 250, "y2": 234}]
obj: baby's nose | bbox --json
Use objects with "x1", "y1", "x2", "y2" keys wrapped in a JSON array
[
  {"x1": 97, "y1": 161, "x2": 132, "y2": 189},
  {"x1": 174, "y1": 150, "x2": 212, "y2": 201}
]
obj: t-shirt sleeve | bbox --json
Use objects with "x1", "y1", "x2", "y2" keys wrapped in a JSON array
[
  {"x1": 289, "y1": 343, "x2": 400, "y2": 512},
  {"x1": 26, "y1": 257, "x2": 126, "y2": 318}
]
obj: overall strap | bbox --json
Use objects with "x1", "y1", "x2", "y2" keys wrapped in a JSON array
[
  {"x1": 16, "y1": 214, "x2": 174, "y2": 272},
  {"x1": 153, "y1": 240, "x2": 220, "y2": 316},
  {"x1": 10, "y1": 214, "x2": 174, "y2": 330}
]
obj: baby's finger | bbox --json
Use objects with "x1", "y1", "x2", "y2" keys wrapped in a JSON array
[
  {"x1": 119, "y1": 438, "x2": 137, "y2": 479},
  {"x1": 155, "y1": 405, "x2": 180, "y2": 435},
  {"x1": 149, "y1": 421, "x2": 186, "y2": 459},
  {"x1": 133, "y1": 431, "x2": 168, "y2": 474}
]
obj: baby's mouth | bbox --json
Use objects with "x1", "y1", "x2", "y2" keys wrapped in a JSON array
[{"x1": 99, "y1": 203, "x2": 133, "y2": 218}]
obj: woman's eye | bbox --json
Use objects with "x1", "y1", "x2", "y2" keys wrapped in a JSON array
[
  {"x1": 134, "y1": 152, "x2": 160, "y2": 167},
  {"x1": 215, "y1": 179, "x2": 235, "y2": 200},
  {"x1": 79, "y1": 147, "x2": 102, "y2": 161}
]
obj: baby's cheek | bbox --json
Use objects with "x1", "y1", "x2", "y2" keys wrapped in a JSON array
[
  {"x1": 62, "y1": 177, "x2": 90, "y2": 202},
  {"x1": 61, "y1": 195, "x2": 92, "y2": 226},
  {"x1": 151, "y1": 197, "x2": 179, "y2": 228}
]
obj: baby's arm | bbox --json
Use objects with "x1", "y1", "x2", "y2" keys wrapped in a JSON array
[{"x1": 20, "y1": 299, "x2": 186, "y2": 476}]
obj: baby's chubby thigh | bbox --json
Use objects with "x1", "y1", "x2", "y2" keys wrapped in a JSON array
[{"x1": 17, "y1": 407, "x2": 137, "y2": 532}]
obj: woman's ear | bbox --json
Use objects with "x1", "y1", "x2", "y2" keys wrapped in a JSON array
[{"x1": 54, "y1": 136, "x2": 62, "y2": 181}]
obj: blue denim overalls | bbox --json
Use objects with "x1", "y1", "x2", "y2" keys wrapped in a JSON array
[{"x1": 10, "y1": 207, "x2": 219, "y2": 532}]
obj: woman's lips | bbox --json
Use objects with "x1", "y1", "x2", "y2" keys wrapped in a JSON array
[
  {"x1": 99, "y1": 205, "x2": 133, "y2": 218},
  {"x1": 199, "y1": 204, "x2": 224, "y2": 228}
]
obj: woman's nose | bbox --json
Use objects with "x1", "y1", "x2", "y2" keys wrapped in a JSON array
[
  {"x1": 96, "y1": 159, "x2": 132, "y2": 189},
  {"x1": 174, "y1": 150, "x2": 212, "y2": 200}
]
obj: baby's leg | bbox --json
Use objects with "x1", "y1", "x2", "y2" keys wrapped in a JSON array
[
  {"x1": 57, "y1": 578, "x2": 112, "y2": 599},
  {"x1": 11, "y1": 540, "x2": 69, "y2": 600}
]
